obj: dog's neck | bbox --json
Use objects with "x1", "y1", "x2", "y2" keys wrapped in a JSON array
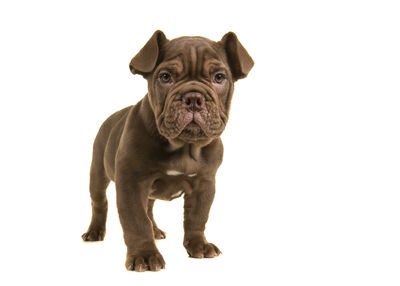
[
  {"x1": 138, "y1": 95, "x2": 167, "y2": 141},
  {"x1": 167, "y1": 141, "x2": 202, "y2": 161}
]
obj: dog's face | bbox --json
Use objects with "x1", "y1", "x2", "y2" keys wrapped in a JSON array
[{"x1": 130, "y1": 31, "x2": 254, "y2": 145}]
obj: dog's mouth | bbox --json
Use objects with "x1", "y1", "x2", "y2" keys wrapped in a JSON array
[
  {"x1": 185, "y1": 121, "x2": 201, "y2": 131},
  {"x1": 179, "y1": 115, "x2": 207, "y2": 139},
  {"x1": 158, "y1": 96, "x2": 227, "y2": 142},
  {"x1": 180, "y1": 122, "x2": 206, "y2": 140},
  {"x1": 181, "y1": 111, "x2": 207, "y2": 130},
  {"x1": 170, "y1": 110, "x2": 208, "y2": 140}
]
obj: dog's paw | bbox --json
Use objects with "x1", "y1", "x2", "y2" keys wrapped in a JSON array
[
  {"x1": 125, "y1": 251, "x2": 165, "y2": 272},
  {"x1": 184, "y1": 240, "x2": 222, "y2": 258},
  {"x1": 153, "y1": 226, "x2": 166, "y2": 240},
  {"x1": 81, "y1": 228, "x2": 105, "y2": 241}
]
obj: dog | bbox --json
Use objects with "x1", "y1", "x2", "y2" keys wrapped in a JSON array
[{"x1": 82, "y1": 30, "x2": 254, "y2": 272}]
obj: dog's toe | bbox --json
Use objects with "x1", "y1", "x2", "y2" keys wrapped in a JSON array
[
  {"x1": 82, "y1": 229, "x2": 105, "y2": 241},
  {"x1": 153, "y1": 227, "x2": 166, "y2": 240}
]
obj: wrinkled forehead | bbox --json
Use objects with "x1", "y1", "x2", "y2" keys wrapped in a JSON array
[{"x1": 158, "y1": 37, "x2": 229, "y2": 75}]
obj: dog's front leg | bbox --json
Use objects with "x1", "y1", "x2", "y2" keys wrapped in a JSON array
[
  {"x1": 116, "y1": 175, "x2": 165, "y2": 272},
  {"x1": 183, "y1": 177, "x2": 222, "y2": 258}
]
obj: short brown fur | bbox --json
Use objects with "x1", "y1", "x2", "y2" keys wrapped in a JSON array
[{"x1": 82, "y1": 30, "x2": 254, "y2": 272}]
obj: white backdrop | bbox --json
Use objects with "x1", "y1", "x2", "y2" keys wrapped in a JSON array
[{"x1": 1, "y1": 0, "x2": 399, "y2": 285}]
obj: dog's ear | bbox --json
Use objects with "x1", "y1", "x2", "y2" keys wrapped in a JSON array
[
  {"x1": 219, "y1": 32, "x2": 254, "y2": 81},
  {"x1": 129, "y1": 30, "x2": 168, "y2": 76}
]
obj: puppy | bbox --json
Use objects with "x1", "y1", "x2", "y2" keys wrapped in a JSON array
[{"x1": 82, "y1": 30, "x2": 254, "y2": 271}]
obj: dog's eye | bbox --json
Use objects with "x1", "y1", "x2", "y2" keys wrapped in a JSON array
[
  {"x1": 159, "y1": 72, "x2": 172, "y2": 83},
  {"x1": 214, "y1": 73, "x2": 226, "y2": 84}
]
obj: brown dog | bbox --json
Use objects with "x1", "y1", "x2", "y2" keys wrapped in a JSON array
[{"x1": 82, "y1": 30, "x2": 254, "y2": 272}]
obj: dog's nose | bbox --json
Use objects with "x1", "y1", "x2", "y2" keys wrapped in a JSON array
[{"x1": 182, "y1": 92, "x2": 205, "y2": 112}]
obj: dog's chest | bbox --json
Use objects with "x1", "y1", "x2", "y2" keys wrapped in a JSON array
[
  {"x1": 149, "y1": 172, "x2": 196, "y2": 201},
  {"x1": 149, "y1": 148, "x2": 203, "y2": 201}
]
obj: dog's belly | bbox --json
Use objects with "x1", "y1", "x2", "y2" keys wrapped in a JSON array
[{"x1": 149, "y1": 174, "x2": 195, "y2": 201}]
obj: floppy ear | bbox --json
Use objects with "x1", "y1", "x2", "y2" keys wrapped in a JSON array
[
  {"x1": 220, "y1": 32, "x2": 254, "y2": 81},
  {"x1": 129, "y1": 30, "x2": 168, "y2": 76}
]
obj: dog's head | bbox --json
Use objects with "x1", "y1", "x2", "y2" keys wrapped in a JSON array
[{"x1": 129, "y1": 30, "x2": 254, "y2": 145}]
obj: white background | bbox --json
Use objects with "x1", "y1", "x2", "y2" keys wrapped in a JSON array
[{"x1": 1, "y1": 0, "x2": 399, "y2": 285}]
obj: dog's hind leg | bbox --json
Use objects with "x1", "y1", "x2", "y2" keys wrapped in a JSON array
[
  {"x1": 82, "y1": 106, "x2": 131, "y2": 242},
  {"x1": 147, "y1": 199, "x2": 166, "y2": 240},
  {"x1": 82, "y1": 137, "x2": 110, "y2": 242}
]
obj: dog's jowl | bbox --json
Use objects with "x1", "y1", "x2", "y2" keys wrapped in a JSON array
[{"x1": 82, "y1": 31, "x2": 254, "y2": 272}]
